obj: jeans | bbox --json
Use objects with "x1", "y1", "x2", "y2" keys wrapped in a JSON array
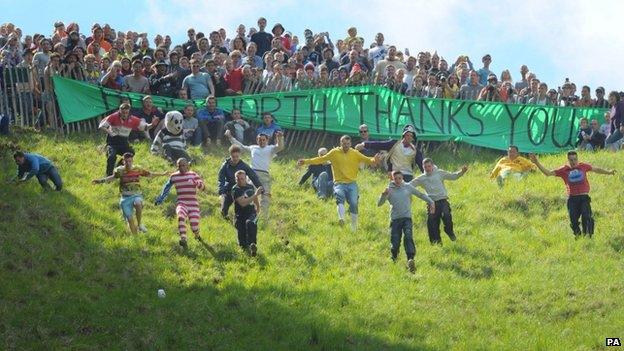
[
  {"x1": 312, "y1": 171, "x2": 333, "y2": 198},
  {"x1": 36, "y1": 166, "x2": 63, "y2": 191},
  {"x1": 334, "y1": 182, "x2": 359, "y2": 214},
  {"x1": 235, "y1": 213, "x2": 258, "y2": 248},
  {"x1": 605, "y1": 129, "x2": 623, "y2": 150},
  {"x1": 427, "y1": 199, "x2": 455, "y2": 244},
  {"x1": 189, "y1": 128, "x2": 203, "y2": 146},
  {"x1": 390, "y1": 217, "x2": 415, "y2": 260},
  {"x1": 106, "y1": 143, "x2": 135, "y2": 176},
  {"x1": 567, "y1": 195, "x2": 594, "y2": 236},
  {"x1": 199, "y1": 119, "x2": 225, "y2": 143}
]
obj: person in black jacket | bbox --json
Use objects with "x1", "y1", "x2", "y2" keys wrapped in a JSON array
[
  {"x1": 218, "y1": 145, "x2": 262, "y2": 218},
  {"x1": 299, "y1": 147, "x2": 333, "y2": 199},
  {"x1": 149, "y1": 61, "x2": 178, "y2": 98}
]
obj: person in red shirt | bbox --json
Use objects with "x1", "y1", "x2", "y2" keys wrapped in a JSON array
[
  {"x1": 530, "y1": 151, "x2": 616, "y2": 238},
  {"x1": 224, "y1": 59, "x2": 243, "y2": 95},
  {"x1": 98, "y1": 103, "x2": 156, "y2": 176}
]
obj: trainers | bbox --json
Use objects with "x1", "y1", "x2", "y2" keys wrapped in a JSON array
[
  {"x1": 407, "y1": 259, "x2": 416, "y2": 273},
  {"x1": 338, "y1": 218, "x2": 345, "y2": 226},
  {"x1": 138, "y1": 224, "x2": 148, "y2": 233},
  {"x1": 195, "y1": 235, "x2": 203, "y2": 243},
  {"x1": 448, "y1": 233, "x2": 457, "y2": 241},
  {"x1": 249, "y1": 243, "x2": 257, "y2": 257},
  {"x1": 179, "y1": 238, "x2": 188, "y2": 248}
]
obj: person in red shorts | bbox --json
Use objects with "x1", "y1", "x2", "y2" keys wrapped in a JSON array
[{"x1": 529, "y1": 151, "x2": 616, "y2": 238}]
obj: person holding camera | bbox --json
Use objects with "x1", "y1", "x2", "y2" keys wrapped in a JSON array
[{"x1": 477, "y1": 74, "x2": 502, "y2": 102}]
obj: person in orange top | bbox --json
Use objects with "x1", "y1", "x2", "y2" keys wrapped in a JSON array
[{"x1": 86, "y1": 24, "x2": 112, "y2": 52}]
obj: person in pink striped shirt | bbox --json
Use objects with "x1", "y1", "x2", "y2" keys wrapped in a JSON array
[{"x1": 155, "y1": 158, "x2": 206, "y2": 248}]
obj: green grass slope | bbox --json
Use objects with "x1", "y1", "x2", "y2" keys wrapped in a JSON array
[{"x1": 1, "y1": 131, "x2": 623, "y2": 350}]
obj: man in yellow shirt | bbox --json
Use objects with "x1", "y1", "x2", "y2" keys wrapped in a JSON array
[
  {"x1": 490, "y1": 145, "x2": 535, "y2": 187},
  {"x1": 298, "y1": 135, "x2": 381, "y2": 231}
]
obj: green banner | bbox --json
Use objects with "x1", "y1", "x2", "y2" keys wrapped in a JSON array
[{"x1": 53, "y1": 76, "x2": 606, "y2": 153}]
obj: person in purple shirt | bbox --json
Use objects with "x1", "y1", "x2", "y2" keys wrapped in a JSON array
[
  {"x1": 196, "y1": 96, "x2": 226, "y2": 146},
  {"x1": 256, "y1": 112, "x2": 282, "y2": 144},
  {"x1": 12, "y1": 151, "x2": 63, "y2": 191}
]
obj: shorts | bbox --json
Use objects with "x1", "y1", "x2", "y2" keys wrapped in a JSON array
[{"x1": 119, "y1": 194, "x2": 143, "y2": 219}]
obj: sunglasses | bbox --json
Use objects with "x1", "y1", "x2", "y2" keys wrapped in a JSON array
[{"x1": 359, "y1": 130, "x2": 368, "y2": 134}]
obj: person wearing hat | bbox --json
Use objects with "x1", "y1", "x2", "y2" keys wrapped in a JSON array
[
  {"x1": 547, "y1": 88, "x2": 559, "y2": 106},
  {"x1": 477, "y1": 74, "x2": 502, "y2": 102},
  {"x1": 355, "y1": 125, "x2": 424, "y2": 182},
  {"x1": 271, "y1": 23, "x2": 290, "y2": 51},
  {"x1": 559, "y1": 82, "x2": 576, "y2": 106},
  {"x1": 477, "y1": 54, "x2": 494, "y2": 86},
  {"x1": 149, "y1": 60, "x2": 178, "y2": 97}
]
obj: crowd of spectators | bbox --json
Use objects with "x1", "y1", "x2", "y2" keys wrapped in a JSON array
[{"x1": 1, "y1": 18, "x2": 622, "y2": 149}]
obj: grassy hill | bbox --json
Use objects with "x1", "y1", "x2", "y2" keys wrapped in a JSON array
[{"x1": 1, "y1": 130, "x2": 623, "y2": 350}]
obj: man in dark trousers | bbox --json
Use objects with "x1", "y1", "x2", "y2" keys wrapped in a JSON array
[
  {"x1": 98, "y1": 103, "x2": 156, "y2": 176},
  {"x1": 232, "y1": 170, "x2": 263, "y2": 256},
  {"x1": 410, "y1": 158, "x2": 468, "y2": 244},
  {"x1": 218, "y1": 145, "x2": 262, "y2": 219},
  {"x1": 530, "y1": 151, "x2": 615, "y2": 238},
  {"x1": 12, "y1": 151, "x2": 63, "y2": 191},
  {"x1": 378, "y1": 171, "x2": 434, "y2": 272}
]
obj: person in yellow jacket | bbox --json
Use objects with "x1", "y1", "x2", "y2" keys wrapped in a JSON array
[
  {"x1": 298, "y1": 135, "x2": 382, "y2": 231},
  {"x1": 490, "y1": 145, "x2": 535, "y2": 187}
]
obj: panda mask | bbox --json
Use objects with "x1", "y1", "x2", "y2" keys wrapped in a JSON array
[{"x1": 165, "y1": 111, "x2": 184, "y2": 135}]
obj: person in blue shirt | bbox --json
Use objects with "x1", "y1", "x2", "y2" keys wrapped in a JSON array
[
  {"x1": 196, "y1": 96, "x2": 226, "y2": 146},
  {"x1": 256, "y1": 112, "x2": 282, "y2": 144},
  {"x1": 12, "y1": 151, "x2": 63, "y2": 191}
]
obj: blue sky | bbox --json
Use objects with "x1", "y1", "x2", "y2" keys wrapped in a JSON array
[{"x1": 3, "y1": 0, "x2": 622, "y2": 93}]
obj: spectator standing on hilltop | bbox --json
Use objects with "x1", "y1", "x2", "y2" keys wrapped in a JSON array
[
  {"x1": 298, "y1": 135, "x2": 381, "y2": 231},
  {"x1": 458, "y1": 70, "x2": 483, "y2": 100},
  {"x1": 378, "y1": 171, "x2": 434, "y2": 273},
  {"x1": 182, "y1": 58, "x2": 215, "y2": 100},
  {"x1": 530, "y1": 152, "x2": 615, "y2": 238},
  {"x1": 410, "y1": 159, "x2": 468, "y2": 244},
  {"x1": 11, "y1": 151, "x2": 63, "y2": 191},
  {"x1": 477, "y1": 54, "x2": 494, "y2": 86},
  {"x1": 122, "y1": 60, "x2": 150, "y2": 94}
]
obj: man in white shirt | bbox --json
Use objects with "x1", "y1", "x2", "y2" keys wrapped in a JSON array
[{"x1": 225, "y1": 129, "x2": 284, "y2": 220}]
